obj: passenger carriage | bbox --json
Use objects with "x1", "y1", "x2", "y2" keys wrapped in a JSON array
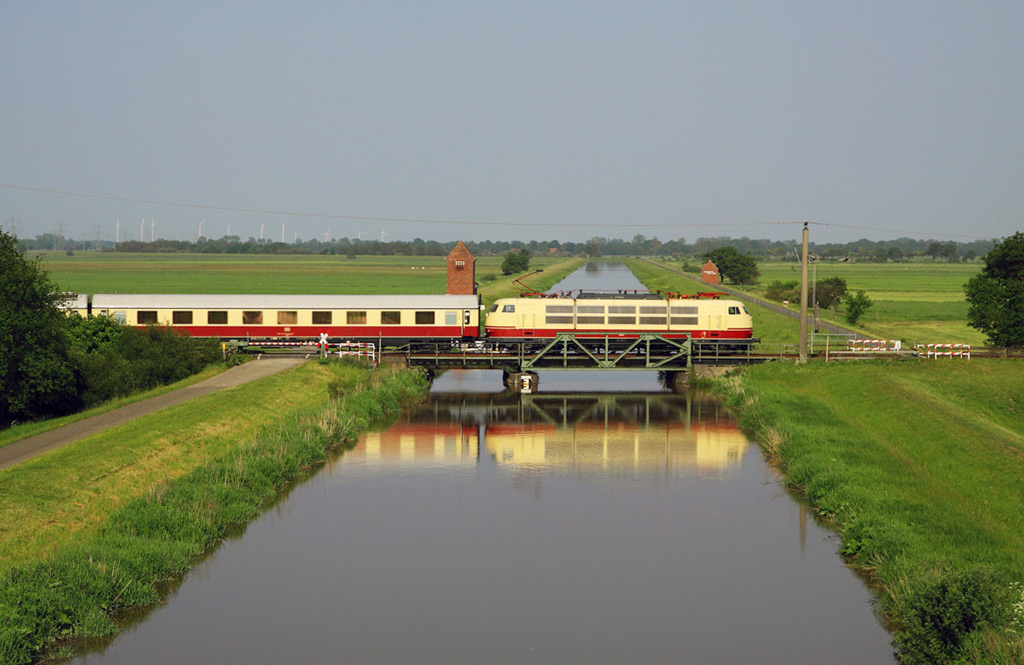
[{"x1": 89, "y1": 294, "x2": 481, "y2": 343}]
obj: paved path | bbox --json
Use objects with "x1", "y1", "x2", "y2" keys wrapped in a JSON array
[{"x1": 0, "y1": 358, "x2": 307, "y2": 471}]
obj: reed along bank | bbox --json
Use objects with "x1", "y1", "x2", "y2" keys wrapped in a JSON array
[
  {"x1": 0, "y1": 360, "x2": 428, "y2": 665},
  {"x1": 718, "y1": 359, "x2": 1024, "y2": 664}
]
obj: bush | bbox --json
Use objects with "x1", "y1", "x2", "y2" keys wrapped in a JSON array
[
  {"x1": 895, "y1": 568, "x2": 1016, "y2": 664},
  {"x1": 765, "y1": 280, "x2": 800, "y2": 303}
]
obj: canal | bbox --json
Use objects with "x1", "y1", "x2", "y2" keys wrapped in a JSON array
[{"x1": 72, "y1": 263, "x2": 896, "y2": 664}]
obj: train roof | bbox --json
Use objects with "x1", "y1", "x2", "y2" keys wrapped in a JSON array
[
  {"x1": 90, "y1": 294, "x2": 480, "y2": 309},
  {"x1": 58, "y1": 293, "x2": 89, "y2": 310}
]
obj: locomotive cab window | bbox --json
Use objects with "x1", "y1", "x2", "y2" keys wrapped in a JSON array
[
  {"x1": 137, "y1": 311, "x2": 158, "y2": 324},
  {"x1": 172, "y1": 311, "x2": 193, "y2": 325},
  {"x1": 243, "y1": 311, "x2": 263, "y2": 325},
  {"x1": 381, "y1": 311, "x2": 401, "y2": 325},
  {"x1": 502, "y1": 304, "x2": 516, "y2": 313},
  {"x1": 415, "y1": 311, "x2": 435, "y2": 325},
  {"x1": 312, "y1": 311, "x2": 332, "y2": 325},
  {"x1": 347, "y1": 311, "x2": 367, "y2": 324},
  {"x1": 728, "y1": 306, "x2": 740, "y2": 315},
  {"x1": 208, "y1": 311, "x2": 228, "y2": 325},
  {"x1": 277, "y1": 311, "x2": 298, "y2": 325},
  {"x1": 489, "y1": 304, "x2": 499, "y2": 312}
]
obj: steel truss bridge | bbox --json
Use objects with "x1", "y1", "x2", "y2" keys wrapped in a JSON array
[{"x1": 399, "y1": 332, "x2": 766, "y2": 374}]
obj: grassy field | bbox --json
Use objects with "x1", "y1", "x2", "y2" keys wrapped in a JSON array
[
  {"x1": 721, "y1": 360, "x2": 1024, "y2": 663},
  {"x1": 37, "y1": 251, "x2": 577, "y2": 295}
]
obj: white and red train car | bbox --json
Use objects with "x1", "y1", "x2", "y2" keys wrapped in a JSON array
[{"x1": 89, "y1": 294, "x2": 481, "y2": 343}]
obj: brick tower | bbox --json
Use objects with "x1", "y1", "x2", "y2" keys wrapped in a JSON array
[
  {"x1": 446, "y1": 241, "x2": 476, "y2": 295},
  {"x1": 701, "y1": 260, "x2": 720, "y2": 286}
]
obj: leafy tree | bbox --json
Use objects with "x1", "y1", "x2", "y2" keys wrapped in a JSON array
[
  {"x1": 765, "y1": 280, "x2": 800, "y2": 303},
  {"x1": 816, "y1": 276, "x2": 848, "y2": 310},
  {"x1": 0, "y1": 231, "x2": 82, "y2": 426},
  {"x1": 500, "y1": 248, "x2": 531, "y2": 275},
  {"x1": 964, "y1": 232, "x2": 1024, "y2": 347},
  {"x1": 702, "y1": 246, "x2": 760, "y2": 285},
  {"x1": 843, "y1": 290, "x2": 873, "y2": 326}
]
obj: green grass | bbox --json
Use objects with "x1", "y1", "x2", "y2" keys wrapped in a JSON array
[
  {"x1": 39, "y1": 252, "x2": 574, "y2": 295},
  {"x1": 0, "y1": 360, "x2": 428, "y2": 664},
  {"x1": 720, "y1": 360, "x2": 1024, "y2": 663},
  {"x1": 748, "y1": 261, "x2": 984, "y2": 346}
]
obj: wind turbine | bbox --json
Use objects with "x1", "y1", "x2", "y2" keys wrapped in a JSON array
[{"x1": 198, "y1": 220, "x2": 205, "y2": 240}]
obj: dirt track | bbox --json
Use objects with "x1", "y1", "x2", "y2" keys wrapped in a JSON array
[{"x1": 0, "y1": 358, "x2": 307, "y2": 471}]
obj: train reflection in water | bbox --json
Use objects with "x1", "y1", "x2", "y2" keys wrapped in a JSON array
[{"x1": 343, "y1": 389, "x2": 747, "y2": 477}]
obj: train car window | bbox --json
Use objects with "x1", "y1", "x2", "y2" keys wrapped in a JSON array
[
  {"x1": 172, "y1": 311, "x2": 193, "y2": 324},
  {"x1": 671, "y1": 317, "x2": 699, "y2": 326},
  {"x1": 609, "y1": 306, "x2": 636, "y2": 314},
  {"x1": 208, "y1": 311, "x2": 228, "y2": 324},
  {"x1": 277, "y1": 311, "x2": 298, "y2": 325},
  {"x1": 728, "y1": 306, "x2": 740, "y2": 315},
  {"x1": 112, "y1": 310, "x2": 126, "y2": 323},
  {"x1": 445, "y1": 311, "x2": 458, "y2": 325},
  {"x1": 138, "y1": 311, "x2": 158, "y2": 324},
  {"x1": 243, "y1": 311, "x2": 263, "y2": 324},
  {"x1": 381, "y1": 311, "x2": 401, "y2": 325},
  {"x1": 347, "y1": 311, "x2": 367, "y2": 324},
  {"x1": 502, "y1": 304, "x2": 515, "y2": 313},
  {"x1": 312, "y1": 311, "x2": 332, "y2": 324},
  {"x1": 415, "y1": 311, "x2": 435, "y2": 325},
  {"x1": 464, "y1": 311, "x2": 471, "y2": 325}
]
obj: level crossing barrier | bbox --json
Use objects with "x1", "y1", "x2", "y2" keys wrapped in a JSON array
[
  {"x1": 915, "y1": 343, "x2": 970, "y2": 359},
  {"x1": 847, "y1": 339, "x2": 902, "y2": 353}
]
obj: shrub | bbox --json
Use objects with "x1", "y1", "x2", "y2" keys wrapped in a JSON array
[{"x1": 895, "y1": 567, "x2": 1016, "y2": 664}]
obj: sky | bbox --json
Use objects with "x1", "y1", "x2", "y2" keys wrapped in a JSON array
[{"x1": 2, "y1": 1, "x2": 1022, "y2": 246}]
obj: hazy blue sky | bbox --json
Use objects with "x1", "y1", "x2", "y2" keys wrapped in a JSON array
[{"x1": 2, "y1": 1, "x2": 1021, "y2": 245}]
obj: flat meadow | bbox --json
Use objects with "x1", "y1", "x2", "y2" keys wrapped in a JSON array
[
  {"x1": 37, "y1": 251, "x2": 573, "y2": 295},
  {"x1": 749, "y1": 260, "x2": 985, "y2": 346}
]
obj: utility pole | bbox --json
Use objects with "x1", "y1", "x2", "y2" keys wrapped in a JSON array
[{"x1": 799, "y1": 222, "x2": 810, "y2": 363}]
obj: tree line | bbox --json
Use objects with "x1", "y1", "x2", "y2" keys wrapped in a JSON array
[{"x1": 18, "y1": 232, "x2": 995, "y2": 262}]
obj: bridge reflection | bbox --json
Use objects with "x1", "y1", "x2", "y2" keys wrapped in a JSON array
[{"x1": 343, "y1": 391, "x2": 748, "y2": 475}]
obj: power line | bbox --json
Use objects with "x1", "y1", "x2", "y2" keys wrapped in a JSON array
[
  {"x1": 0, "y1": 183, "x2": 800, "y2": 229},
  {"x1": 0, "y1": 182, "x2": 1007, "y2": 240}
]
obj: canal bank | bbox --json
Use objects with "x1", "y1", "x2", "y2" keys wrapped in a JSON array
[
  {"x1": 718, "y1": 360, "x2": 1024, "y2": 664},
  {"x1": 0, "y1": 361, "x2": 428, "y2": 665},
  {"x1": 63, "y1": 369, "x2": 897, "y2": 665}
]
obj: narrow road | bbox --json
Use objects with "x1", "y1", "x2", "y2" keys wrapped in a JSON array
[{"x1": 0, "y1": 358, "x2": 307, "y2": 471}]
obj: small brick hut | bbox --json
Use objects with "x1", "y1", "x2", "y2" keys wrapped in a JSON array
[
  {"x1": 446, "y1": 241, "x2": 476, "y2": 295},
  {"x1": 701, "y1": 260, "x2": 720, "y2": 286}
]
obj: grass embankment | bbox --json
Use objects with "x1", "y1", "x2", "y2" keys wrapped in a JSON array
[
  {"x1": 720, "y1": 360, "x2": 1024, "y2": 664},
  {"x1": 478, "y1": 257, "x2": 586, "y2": 309},
  {"x1": 626, "y1": 258, "x2": 804, "y2": 346},
  {"x1": 0, "y1": 360, "x2": 428, "y2": 665}
]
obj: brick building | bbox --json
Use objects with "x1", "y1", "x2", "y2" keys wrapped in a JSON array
[{"x1": 446, "y1": 241, "x2": 476, "y2": 295}]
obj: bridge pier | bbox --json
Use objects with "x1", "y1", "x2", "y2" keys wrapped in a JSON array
[{"x1": 504, "y1": 371, "x2": 539, "y2": 394}]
